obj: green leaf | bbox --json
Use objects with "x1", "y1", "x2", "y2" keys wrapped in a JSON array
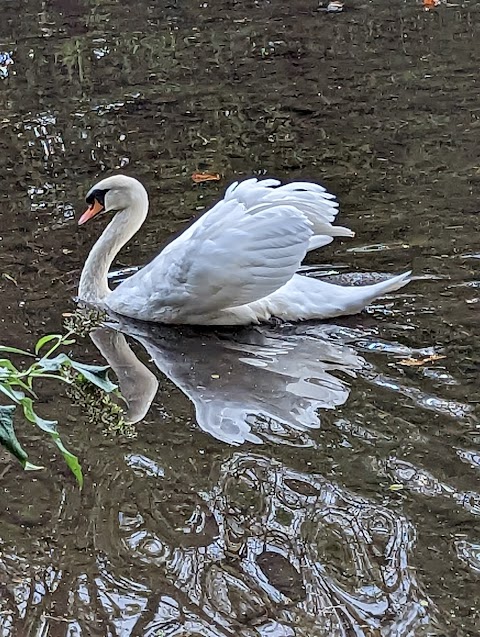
[
  {"x1": 0, "y1": 405, "x2": 28, "y2": 466},
  {"x1": 0, "y1": 358, "x2": 19, "y2": 372},
  {"x1": 0, "y1": 383, "x2": 24, "y2": 403},
  {"x1": 20, "y1": 397, "x2": 83, "y2": 487},
  {"x1": 35, "y1": 334, "x2": 63, "y2": 355},
  {"x1": 20, "y1": 397, "x2": 58, "y2": 433},
  {"x1": 54, "y1": 438, "x2": 83, "y2": 488},
  {"x1": 70, "y1": 361, "x2": 117, "y2": 392},
  {"x1": 37, "y1": 353, "x2": 70, "y2": 372},
  {"x1": 0, "y1": 345, "x2": 34, "y2": 357},
  {"x1": 8, "y1": 376, "x2": 37, "y2": 395},
  {"x1": 1, "y1": 367, "x2": 36, "y2": 395},
  {"x1": 24, "y1": 461, "x2": 44, "y2": 471}
]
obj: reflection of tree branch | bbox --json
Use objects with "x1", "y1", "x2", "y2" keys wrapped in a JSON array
[
  {"x1": 0, "y1": 578, "x2": 25, "y2": 636},
  {"x1": 129, "y1": 590, "x2": 163, "y2": 637},
  {"x1": 73, "y1": 576, "x2": 120, "y2": 637},
  {"x1": 0, "y1": 447, "x2": 433, "y2": 637},
  {"x1": 160, "y1": 581, "x2": 236, "y2": 637}
]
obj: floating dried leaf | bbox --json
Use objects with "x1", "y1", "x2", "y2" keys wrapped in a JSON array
[
  {"x1": 398, "y1": 354, "x2": 446, "y2": 367},
  {"x1": 192, "y1": 171, "x2": 221, "y2": 183}
]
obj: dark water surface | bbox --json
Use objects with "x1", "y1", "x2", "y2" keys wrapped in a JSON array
[{"x1": 1, "y1": 0, "x2": 479, "y2": 635}]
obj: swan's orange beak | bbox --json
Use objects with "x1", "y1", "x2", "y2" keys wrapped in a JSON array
[{"x1": 78, "y1": 199, "x2": 105, "y2": 225}]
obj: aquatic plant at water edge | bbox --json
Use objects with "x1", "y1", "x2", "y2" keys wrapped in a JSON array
[{"x1": 0, "y1": 332, "x2": 118, "y2": 487}]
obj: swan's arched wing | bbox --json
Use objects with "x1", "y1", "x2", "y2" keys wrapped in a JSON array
[
  {"x1": 111, "y1": 202, "x2": 314, "y2": 320},
  {"x1": 107, "y1": 178, "x2": 353, "y2": 323},
  {"x1": 225, "y1": 178, "x2": 353, "y2": 240},
  {"x1": 182, "y1": 204, "x2": 313, "y2": 309},
  {"x1": 160, "y1": 178, "x2": 352, "y2": 256}
]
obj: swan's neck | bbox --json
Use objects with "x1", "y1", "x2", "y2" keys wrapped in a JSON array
[{"x1": 78, "y1": 196, "x2": 148, "y2": 303}]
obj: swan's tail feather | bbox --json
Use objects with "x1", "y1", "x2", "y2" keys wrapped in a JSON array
[
  {"x1": 308, "y1": 235, "x2": 334, "y2": 251},
  {"x1": 318, "y1": 270, "x2": 412, "y2": 317},
  {"x1": 362, "y1": 270, "x2": 412, "y2": 296},
  {"x1": 250, "y1": 271, "x2": 412, "y2": 323}
]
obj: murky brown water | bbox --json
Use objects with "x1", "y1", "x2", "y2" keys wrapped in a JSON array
[{"x1": 1, "y1": 0, "x2": 480, "y2": 635}]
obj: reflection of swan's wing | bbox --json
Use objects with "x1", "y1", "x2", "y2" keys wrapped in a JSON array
[
  {"x1": 111, "y1": 320, "x2": 365, "y2": 445},
  {"x1": 90, "y1": 328, "x2": 158, "y2": 424},
  {"x1": 91, "y1": 317, "x2": 472, "y2": 447}
]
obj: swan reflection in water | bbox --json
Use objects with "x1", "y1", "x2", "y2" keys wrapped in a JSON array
[
  {"x1": 90, "y1": 314, "x2": 472, "y2": 446},
  {"x1": 90, "y1": 318, "x2": 367, "y2": 445}
]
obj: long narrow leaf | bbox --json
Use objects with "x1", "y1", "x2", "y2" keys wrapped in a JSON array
[
  {"x1": 0, "y1": 383, "x2": 24, "y2": 403},
  {"x1": 36, "y1": 353, "x2": 70, "y2": 372},
  {"x1": 20, "y1": 397, "x2": 83, "y2": 487},
  {"x1": 53, "y1": 438, "x2": 83, "y2": 488},
  {"x1": 0, "y1": 345, "x2": 34, "y2": 357},
  {"x1": 0, "y1": 405, "x2": 42, "y2": 470},
  {"x1": 0, "y1": 359, "x2": 19, "y2": 372},
  {"x1": 7, "y1": 376, "x2": 36, "y2": 395},
  {"x1": 35, "y1": 334, "x2": 63, "y2": 355},
  {"x1": 20, "y1": 397, "x2": 58, "y2": 433},
  {"x1": 0, "y1": 405, "x2": 27, "y2": 464}
]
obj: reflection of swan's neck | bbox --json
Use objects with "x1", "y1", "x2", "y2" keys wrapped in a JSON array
[
  {"x1": 90, "y1": 327, "x2": 158, "y2": 424},
  {"x1": 78, "y1": 195, "x2": 148, "y2": 303}
]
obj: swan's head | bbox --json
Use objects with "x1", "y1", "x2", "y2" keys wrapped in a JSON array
[{"x1": 79, "y1": 174, "x2": 148, "y2": 225}]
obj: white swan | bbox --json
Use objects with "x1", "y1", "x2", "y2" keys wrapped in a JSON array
[{"x1": 78, "y1": 174, "x2": 410, "y2": 325}]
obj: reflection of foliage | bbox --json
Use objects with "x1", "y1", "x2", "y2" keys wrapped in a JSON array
[
  {"x1": 66, "y1": 375, "x2": 136, "y2": 439},
  {"x1": 63, "y1": 305, "x2": 108, "y2": 338},
  {"x1": 0, "y1": 452, "x2": 437, "y2": 635},
  {"x1": 55, "y1": 38, "x2": 88, "y2": 84},
  {"x1": 0, "y1": 331, "x2": 117, "y2": 486}
]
